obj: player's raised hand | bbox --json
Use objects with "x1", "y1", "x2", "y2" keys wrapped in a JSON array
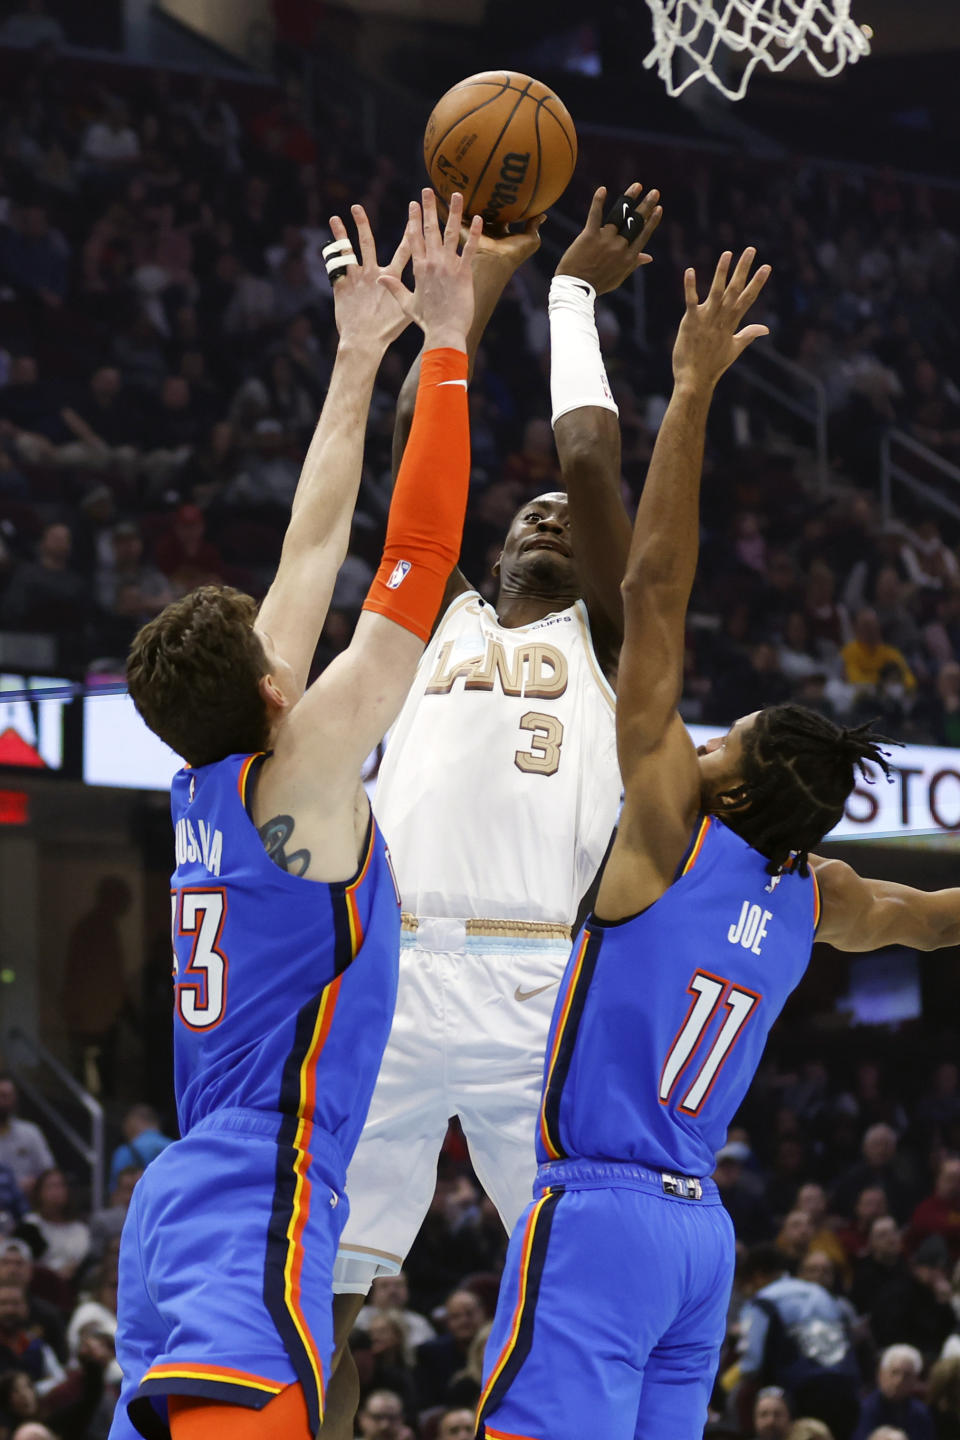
[
  {"x1": 555, "y1": 182, "x2": 662, "y2": 295},
  {"x1": 469, "y1": 212, "x2": 546, "y2": 273},
  {"x1": 328, "y1": 204, "x2": 412, "y2": 351},
  {"x1": 672, "y1": 247, "x2": 771, "y2": 391},
  {"x1": 378, "y1": 189, "x2": 483, "y2": 350}
]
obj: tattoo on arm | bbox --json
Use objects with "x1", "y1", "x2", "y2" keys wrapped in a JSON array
[{"x1": 258, "y1": 814, "x2": 311, "y2": 877}]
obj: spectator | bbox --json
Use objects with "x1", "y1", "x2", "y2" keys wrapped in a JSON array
[
  {"x1": 438, "y1": 1408, "x2": 475, "y2": 1440},
  {"x1": 356, "y1": 1273, "x2": 435, "y2": 1350},
  {"x1": 0, "y1": 0, "x2": 64, "y2": 47},
  {"x1": 795, "y1": 1184, "x2": 850, "y2": 1282},
  {"x1": 414, "y1": 1288, "x2": 484, "y2": 1409},
  {"x1": 107, "y1": 1106, "x2": 172, "y2": 1194},
  {"x1": 869, "y1": 1236, "x2": 956, "y2": 1359},
  {"x1": 62, "y1": 876, "x2": 134, "y2": 1099},
  {"x1": 94, "y1": 521, "x2": 172, "y2": 648},
  {"x1": 752, "y1": 1387, "x2": 792, "y2": 1440},
  {"x1": 0, "y1": 1331, "x2": 111, "y2": 1438},
  {"x1": 86, "y1": 1169, "x2": 141, "y2": 1268},
  {"x1": 21, "y1": 1172, "x2": 89, "y2": 1283},
  {"x1": 715, "y1": 1144, "x2": 771, "y2": 1243},
  {"x1": 836, "y1": 1187, "x2": 891, "y2": 1263},
  {"x1": 0, "y1": 524, "x2": 88, "y2": 643},
  {"x1": 0, "y1": 203, "x2": 70, "y2": 309},
  {"x1": 908, "y1": 1157, "x2": 960, "y2": 1262},
  {"x1": 850, "y1": 1217, "x2": 909, "y2": 1318},
  {"x1": 81, "y1": 102, "x2": 141, "y2": 171},
  {"x1": 928, "y1": 1355, "x2": 960, "y2": 1440},
  {"x1": 0, "y1": 1169, "x2": 26, "y2": 1238},
  {"x1": 790, "y1": 1423, "x2": 835, "y2": 1440},
  {"x1": 778, "y1": 1210, "x2": 815, "y2": 1268},
  {"x1": 738, "y1": 1245, "x2": 860, "y2": 1440},
  {"x1": 355, "y1": 1310, "x2": 417, "y2": 1417},
  {"x1": 0, "y1": 1242, "x2": 66, "y2": 1365},
  {"x1": 842, "y1": 609, "x2": 916, "y2": 693},
  {"x1": 0, "y1": 1284, "x2": 55, "y2": 1383},
  {"x1": 356, "y1": 1388, "x2": 409, "y2": 1440},
  {"x1": 444, "y1": 1320, "x2": 491, "y2": 1409},
  {"x1": 852, "y1": 1346, "x2": 935, "y2": 1440},
  {"x1": 832, "y1": 1128, "x2": 915, "y2": 1224},
  {"x1": 0, "y1": 1081, "x2": 54, "y2": 1201},
  {"x1": 153, "y1": 503, "x2": 223, "y2": 596}
]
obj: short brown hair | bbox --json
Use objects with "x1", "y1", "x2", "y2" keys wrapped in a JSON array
[{"x1": 127, "y1": 586, "x2": 270, "y2": 766}]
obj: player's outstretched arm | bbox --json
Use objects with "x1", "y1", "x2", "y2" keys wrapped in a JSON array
[
  {"x1": 551, "y1": 182, "x2": 661, "y2": 670},
  {"x1": 254, "y1": 205, "x2": 411, "y2": 694},
  {"x1": 390, "y1": 213, "x2": 545, "y2": 606},
  {"x1": 595, "y1": 250, "x2": 771, "y2": 917},
  {"x1": 281, "y1": 190, "x2": 481, "y2": 779},
  {"x1": 812, "y1": 856, "x2": 960, "y2": 952}
]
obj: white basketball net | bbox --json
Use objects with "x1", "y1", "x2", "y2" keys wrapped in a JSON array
[{"x1": 643, "y1": 0, "x2": 871, "y2": 101}]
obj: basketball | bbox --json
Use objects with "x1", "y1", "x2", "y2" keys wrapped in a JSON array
[{"x1": 423, "y1": 71, "x2": 577, "y2": 226}]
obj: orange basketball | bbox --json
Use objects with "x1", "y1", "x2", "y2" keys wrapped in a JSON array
[{"x1": 424, "y1": 71, "x2": 577, "y2": 226}]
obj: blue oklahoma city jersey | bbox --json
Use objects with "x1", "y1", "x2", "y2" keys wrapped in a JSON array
[
  {"x1": 538, "y1": 815, "x2": 819, "y2": 1177},
  {"x1": 170, "y1": 752, "x2": 400, "y2": 1171}
]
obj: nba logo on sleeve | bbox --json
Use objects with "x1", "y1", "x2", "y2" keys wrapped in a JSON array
[{"x1": 387, "y1": 560, "x2": 412, "y2": 590}]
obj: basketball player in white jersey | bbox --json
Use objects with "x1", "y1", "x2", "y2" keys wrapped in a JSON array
[{"x1": 321, "y1": 184, "x2": 662, "y2": 1434}]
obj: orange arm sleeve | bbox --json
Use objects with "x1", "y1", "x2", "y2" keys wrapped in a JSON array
[{"x1": 361, "y1": 347, "x2": 469, "y2": 643}]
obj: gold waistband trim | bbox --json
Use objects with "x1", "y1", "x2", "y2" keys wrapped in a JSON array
[{"x1": 401, "y1": 912, "x2": 572, "y2": 941}]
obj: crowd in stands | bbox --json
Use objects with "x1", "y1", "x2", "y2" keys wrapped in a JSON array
[
  {"x1": 6, "y1": 1055, "x2": 960, "y2": 1438},
  {"x1": 0, "y1": 43, "x2": 956, "y2": 744},
  {"x1": 2, "y1": 27, "x2": 960, "y2": 1440}
]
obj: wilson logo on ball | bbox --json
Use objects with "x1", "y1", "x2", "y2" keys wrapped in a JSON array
[{"x1": 482, "y1": 151, "x2": 531, "y2": 224}]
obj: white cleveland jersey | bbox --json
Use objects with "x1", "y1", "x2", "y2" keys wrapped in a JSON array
[{"x1": 374, "y1": 590, "x2": 620, "y2": 926}]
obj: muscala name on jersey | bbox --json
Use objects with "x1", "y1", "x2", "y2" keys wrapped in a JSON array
[
  {"x1": 174, "y1": 816, "x2": 224, "y2": 876},
  {"x1": 727, "y1": 900, "x2": 773, "y2": 955},
  {"x1": 425, "y1": 637, "x2": 568, "y2": 699}
]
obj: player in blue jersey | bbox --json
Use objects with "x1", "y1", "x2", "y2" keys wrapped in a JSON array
[
  {"x1": 477, "y1": 248, "x2": 960, "y2": 1440},
  {"x1": 113, "y1": 190, "x2": 483, "y2": 1440}
]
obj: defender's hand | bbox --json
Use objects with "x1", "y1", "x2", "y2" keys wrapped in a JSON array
[
  {"x1": 378, "y1": 189, "x2": 482, "y2": 350},
  {"x1": 469, "y1": 212, "x2": 546, "y2": 272},
  {"x1": 672, "y1": 247, "x2": 772, "y2": 391},
  {"x1": 555, "y1": 182, "x2": 662, "y2": 295},
  {"x1": 330, "y1": 204, "x2": 412, "y2": 351}
]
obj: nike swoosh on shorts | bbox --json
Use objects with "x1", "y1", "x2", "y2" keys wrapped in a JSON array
[{"x1": 514, "y1": 981, "x2": 560, "y2": 1003}]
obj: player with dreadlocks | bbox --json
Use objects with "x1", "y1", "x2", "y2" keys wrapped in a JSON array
[{"x1": 476, "y1": 248, "x2": 960, "y2": 1440}]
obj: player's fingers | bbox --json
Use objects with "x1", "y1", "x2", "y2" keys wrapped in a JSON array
[
  {"x1": 635, "y1": 252, "x2": 655, "y2": 269},
  {"x1": 387, "y1": 231, "x2": 412, "y2": 277},
  {"x1": 625, "y1": 180, "x2": 643, "y2": 199},
  {"x1": 460, "y1": 212, "x2": 484, "y2": 266},
  {"x1": 708, "y1": 251, "x2": 732, "y2": 302},
  {"x1": 328, "y1": 215, "x2": 348, "y2": 244},
  {"x1": 586, "y1": 185, "x2": 606, "y2": 231},
  {"x1": 633, "y1": 201, "x2": 663, "y2": 254},
  {"x1": 735, "y1": 261, "x2": 772, "y2": 316},
  {"x1": 724, "y1": 246, "x2": 757, "y2": 304},
  {"x1": 524, "y1": 213, "x2": 547, "y2": 239},
  {"x1": 733, "y1": 323, "x2": 771, "y2": 352},
  {"x1": 421, "y1": 188, "x2": 441, "y2": 251},
  {"x1": 377, "y1": 273, "x2": 415, "y2": 318},
  {"x1": 406, "y1": 201, "x2": 425, "y2": 264},
  {"x1": 350, "y1": 203, "x2": 378, "y2": 270},
  {"x1": 443, "y1": 192, "x2": 464, "y2": 251},
  {"x1": 684, "y1": 266, "x2": 700, "y2": 309}
]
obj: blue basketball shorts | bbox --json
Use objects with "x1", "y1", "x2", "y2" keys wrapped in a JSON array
[
  {"x1": 109, "y1": 1109, "x2": 346, "y2": 1440},
  {"x1": 477, "y1": 1159, "x2": 735, "y2": 1440}
]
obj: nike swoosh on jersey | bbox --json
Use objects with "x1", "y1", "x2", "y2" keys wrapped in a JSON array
[
  {"x1": 514, "y1": 981, "x2": 560, "y2": 1003},
  {"x1": 436, "y1": 378, "x2": 468, "y2": 389}
]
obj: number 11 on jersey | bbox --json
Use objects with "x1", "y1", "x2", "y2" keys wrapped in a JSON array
[{"x1": 659, "y1": 970, "x2": 761, "y2": 1117}]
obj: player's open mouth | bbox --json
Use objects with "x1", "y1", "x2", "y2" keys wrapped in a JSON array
[{"x1": 524, "y1": 537, "x2": 570, "y2": 556}]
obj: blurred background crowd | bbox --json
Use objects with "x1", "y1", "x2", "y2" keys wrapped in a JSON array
[{"x1": 0, "y1": 1, "x2": 959, "y2": 1438}]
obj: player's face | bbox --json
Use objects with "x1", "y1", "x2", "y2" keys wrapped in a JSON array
[
  {"x1": 495, "y1": 493, "x2": 577, "y2": 596},
  {"x1": 696, "y1": 712, "x2": 759, "y2": 807}
]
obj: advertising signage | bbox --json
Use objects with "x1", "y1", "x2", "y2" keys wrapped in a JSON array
[{"x1": 3, "y1": 677, "x2": 960, "y2": 841}]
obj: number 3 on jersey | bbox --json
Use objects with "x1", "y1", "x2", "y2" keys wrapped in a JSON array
[
  {"x1": 171, "y1": 888, "x2": 228, "y2": 1030},
  {"x1": 659, "y1": 970, "x2": 760, "y2": 1116}
]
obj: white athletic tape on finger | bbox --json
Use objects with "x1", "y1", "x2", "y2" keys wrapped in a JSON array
[
  {"x1": 322, "y1": 238, "x2": 356, "y2": 259},
  {"x1": 326, "y1": 255, "x2": 359, "y2": 281}
]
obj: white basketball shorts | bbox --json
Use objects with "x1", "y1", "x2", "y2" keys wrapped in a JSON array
[{"x1": 333, "y1": 915, "x2": 572, "y2": 1294}]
